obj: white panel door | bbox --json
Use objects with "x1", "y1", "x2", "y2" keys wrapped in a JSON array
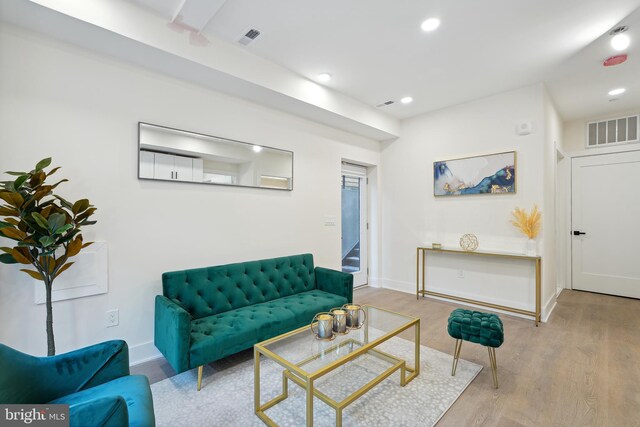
[
  {"x1": 572, "y1": 151, "x2": 640, "y2": 298},
  {"x1": 174, "y1": 156, "x2": 193, "y2": 182},
  {"x1": 154, "y1": 153, "x2": 175, "y2": 180},
  {"x1": 139, "y1": 151, "x2": 155, "y2": 179}
]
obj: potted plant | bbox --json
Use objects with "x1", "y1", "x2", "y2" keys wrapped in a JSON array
[{"x1": 0, "y1": 158, "x2": 96, "y2": 356}]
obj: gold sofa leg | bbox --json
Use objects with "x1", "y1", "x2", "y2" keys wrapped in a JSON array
[
  {"x1": 487, "y1": 347, "x2": 499, "y2": 388},
  {"x1": 197, "y1": 365, "x2": 203, "y2": 391},
  {"x1": 451, "y1": 339, "x2": 462, "y2": 376}
]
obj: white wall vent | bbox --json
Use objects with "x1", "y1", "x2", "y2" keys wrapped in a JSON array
[
  {"x1": 238, "y1": 29, "x2": 261, "y2": 46},
  {"x1": 586, "y1": 114, "x2": 639, "y2": 147}
]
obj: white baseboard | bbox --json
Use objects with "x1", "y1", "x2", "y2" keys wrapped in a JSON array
[
  {"x1": 129, "y1": 340, "x2": 162, "y2": 366},
  {"x1": 368, "y1": 277, "x2": 382, "y2": 288},
  {"x1": 378, "y1": 278, "x2": 414, "y2": 295},
  {"x1": 542, "y1": 300, "x2": 557, "y2": 323}
]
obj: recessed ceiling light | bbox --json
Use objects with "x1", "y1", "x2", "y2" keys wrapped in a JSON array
[
  {"x1": 421, "y1": 18, "x2": 440, "y2": 32},
  {"x1": 317, "y1": 73, "x2": 331, "y2": 82},
  {"x1": 400, "y1": 96, "x2": 414, "y2": 104},
  {"x1": 611, "y1": 33, "x2": 631, "y2": 51},
  {"x1": 608, "y1": 88, "x2": 626, "y2": 96},
  {"x1": 253, "y1": 145, "x2": 263, "y2": 153}
]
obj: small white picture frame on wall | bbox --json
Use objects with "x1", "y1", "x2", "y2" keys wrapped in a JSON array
[{"x1": 34, "y1": 241, "x2": 108, "y2": 304}]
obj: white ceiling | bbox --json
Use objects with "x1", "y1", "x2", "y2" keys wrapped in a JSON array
[{"x1": 130, "y1": 0, "x2": 640, "y2": 121}]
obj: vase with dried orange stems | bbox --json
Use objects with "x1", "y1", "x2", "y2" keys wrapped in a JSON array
[{"x1": 510, "y1": 204, "x2": 541, "y2": 256}]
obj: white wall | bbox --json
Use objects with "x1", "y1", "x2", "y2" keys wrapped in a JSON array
[
  {"x1": 379, "y1": 84, "x2": 558, "y2": 319},
  {"x1": 542, "y1": 88, "x2": 562, "y2": 305},
  {"x1": 563, "y1": 108, "x2": 640, "y2": 153},
  {"x1": 0, "y1": 24, "x2": 380, "y2": 363}
]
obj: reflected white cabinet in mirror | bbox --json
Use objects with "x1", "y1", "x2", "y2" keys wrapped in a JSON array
[{"x1": 138, "y1": 122, "x2": 293, "y2": 190}]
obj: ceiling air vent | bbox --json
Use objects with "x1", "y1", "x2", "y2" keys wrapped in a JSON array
[
  {"x1": 586, "y1": 114, "x2": 639, "y2": 147},
  {"x1": 376, "y1": 100, "x2": 395, "y2": 108},
  {"x1": 238, "y1": 29, "x2": 261, "y2": 46}
]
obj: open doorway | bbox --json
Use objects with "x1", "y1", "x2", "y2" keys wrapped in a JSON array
[{"x1": 341, "y1": 162, "x2": 368, "y2": 287}]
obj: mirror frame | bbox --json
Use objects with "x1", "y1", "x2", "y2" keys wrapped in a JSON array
[{"x1": 137, "y1": 122, "x2": 294, "y2": 191}]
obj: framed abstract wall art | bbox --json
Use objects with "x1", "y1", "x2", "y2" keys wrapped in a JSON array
[{"x1": 434, "y1": 151, "x2": 516, "y2": 197}]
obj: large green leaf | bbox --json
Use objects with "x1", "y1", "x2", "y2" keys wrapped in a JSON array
[
  {"x1": 38, "y1": 235, "x2": 56, "y2": 248},
  {"x1": 4, "y1": 171, "x2": 27, "y2": 176},
  {"x1": 54, "y1": 196, "x2": 73, "y2": 210},
  {"x1": 47, "y1": 213, "x2": 65, "y2": 232},
  {"x1": 13, "y1": 175, "x2": 29, "y2": 190},
  {"x1": 0, "y1": 253, "x2": 17, "y2": 264},
  {"x1": 31, "y1": 212, "x2": 49, "y2": 230},
  {"x1": 35, "y1": 158, "x2": 52, "y2": 171},
  {"x1": 53, "y1": 224, "x2": 73, "y2": 235}
]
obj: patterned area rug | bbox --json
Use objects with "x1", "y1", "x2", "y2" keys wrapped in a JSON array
[{"x1": 151, "y1": 337, "x2": 481, "y2": 426}]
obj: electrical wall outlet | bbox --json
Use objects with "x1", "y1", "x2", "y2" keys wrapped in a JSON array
[
  {"x1": 457, "y1": 269, "x2": 465, "y2": 279},
  {"x1": 106, "y1": 309, "x2": 119, "y2": 327}
]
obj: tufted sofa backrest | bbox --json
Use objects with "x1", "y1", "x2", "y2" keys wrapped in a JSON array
[{"x1": 162, "y1": 254, "x2": 317, "y2": 319}]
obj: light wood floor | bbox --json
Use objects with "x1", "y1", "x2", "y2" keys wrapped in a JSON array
[{"x1": 133, "y1": 287, "x2": 640, "y2": 426}]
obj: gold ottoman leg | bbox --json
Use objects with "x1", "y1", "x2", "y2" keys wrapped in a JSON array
[
  {"x1": 451, "y1": 339, "x2": 463, "y2": 376},
  {"x1": 487, "y1": 347, "x2": 498, "y2": 388}
]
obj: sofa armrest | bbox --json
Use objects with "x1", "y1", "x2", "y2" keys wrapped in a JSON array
[
  {"x1": 154, "y1": 295, "x2": 191, "y2": 373},
  {"x1": 0, "y1": 340, "x2": 129, "y2": 404},
  {"x1": 69, "y1": 396, "x2": 129, "y2": 427},
  {"x1": 315, "y1": 267, "x2": 353, "y2": 302}
]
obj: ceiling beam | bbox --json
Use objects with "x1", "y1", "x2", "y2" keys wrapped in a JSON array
[
  {"x1": 175, "y1": 0, "x2": 227, "y2": 33},
  {"x1": 169, "y1": 0, "x2": 186, "y2": 23},
  {"x1": 1, "y1": 0, "x2": 400, "y2": 141}
]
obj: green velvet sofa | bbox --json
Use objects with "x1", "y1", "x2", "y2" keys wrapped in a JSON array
[
  {"x1": 154, "y1": 253, "x2": 353, "y2": 389},
  {"x1": 0, "y1": 340, "x2": 155, "y2": 427}
]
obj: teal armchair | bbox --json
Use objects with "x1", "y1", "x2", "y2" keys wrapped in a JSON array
[{"x1": 0, "y1": 340, "x2": 155, "y2": 427}]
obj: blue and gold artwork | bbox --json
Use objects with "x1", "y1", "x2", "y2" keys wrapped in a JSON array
[{"x1": 434, "y1": 151, "x2": 516, "y2": 196}]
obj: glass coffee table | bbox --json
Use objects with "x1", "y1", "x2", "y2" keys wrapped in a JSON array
[{"x1": 254, "y1": 305, "x2": 420, "y2": 426}]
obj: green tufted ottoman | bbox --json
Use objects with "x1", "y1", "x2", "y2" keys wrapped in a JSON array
[{"x1": 447, "y1": 308, "x2": 504, "y2": 388}]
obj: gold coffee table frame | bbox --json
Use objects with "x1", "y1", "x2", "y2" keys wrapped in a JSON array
[{"x1": 254, "y1": 305, "x2": 420, "y2": 427}]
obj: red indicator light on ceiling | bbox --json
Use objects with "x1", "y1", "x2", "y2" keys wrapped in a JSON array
[{"x1": 603, "y1": 54, "x2": 628, "y2": 67}]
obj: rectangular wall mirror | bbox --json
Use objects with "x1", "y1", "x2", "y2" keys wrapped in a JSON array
[{"x1": 138, "y1": 122, "x2": 293, "y2": 190}]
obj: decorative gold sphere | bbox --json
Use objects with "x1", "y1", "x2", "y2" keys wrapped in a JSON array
[{"x1": 459, "y1": 234, "x2": 478, "y2": 251}]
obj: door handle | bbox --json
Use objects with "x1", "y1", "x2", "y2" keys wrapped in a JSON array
[{"x1": 573, "y1": 231, "x2": 586, "y2": 236}]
